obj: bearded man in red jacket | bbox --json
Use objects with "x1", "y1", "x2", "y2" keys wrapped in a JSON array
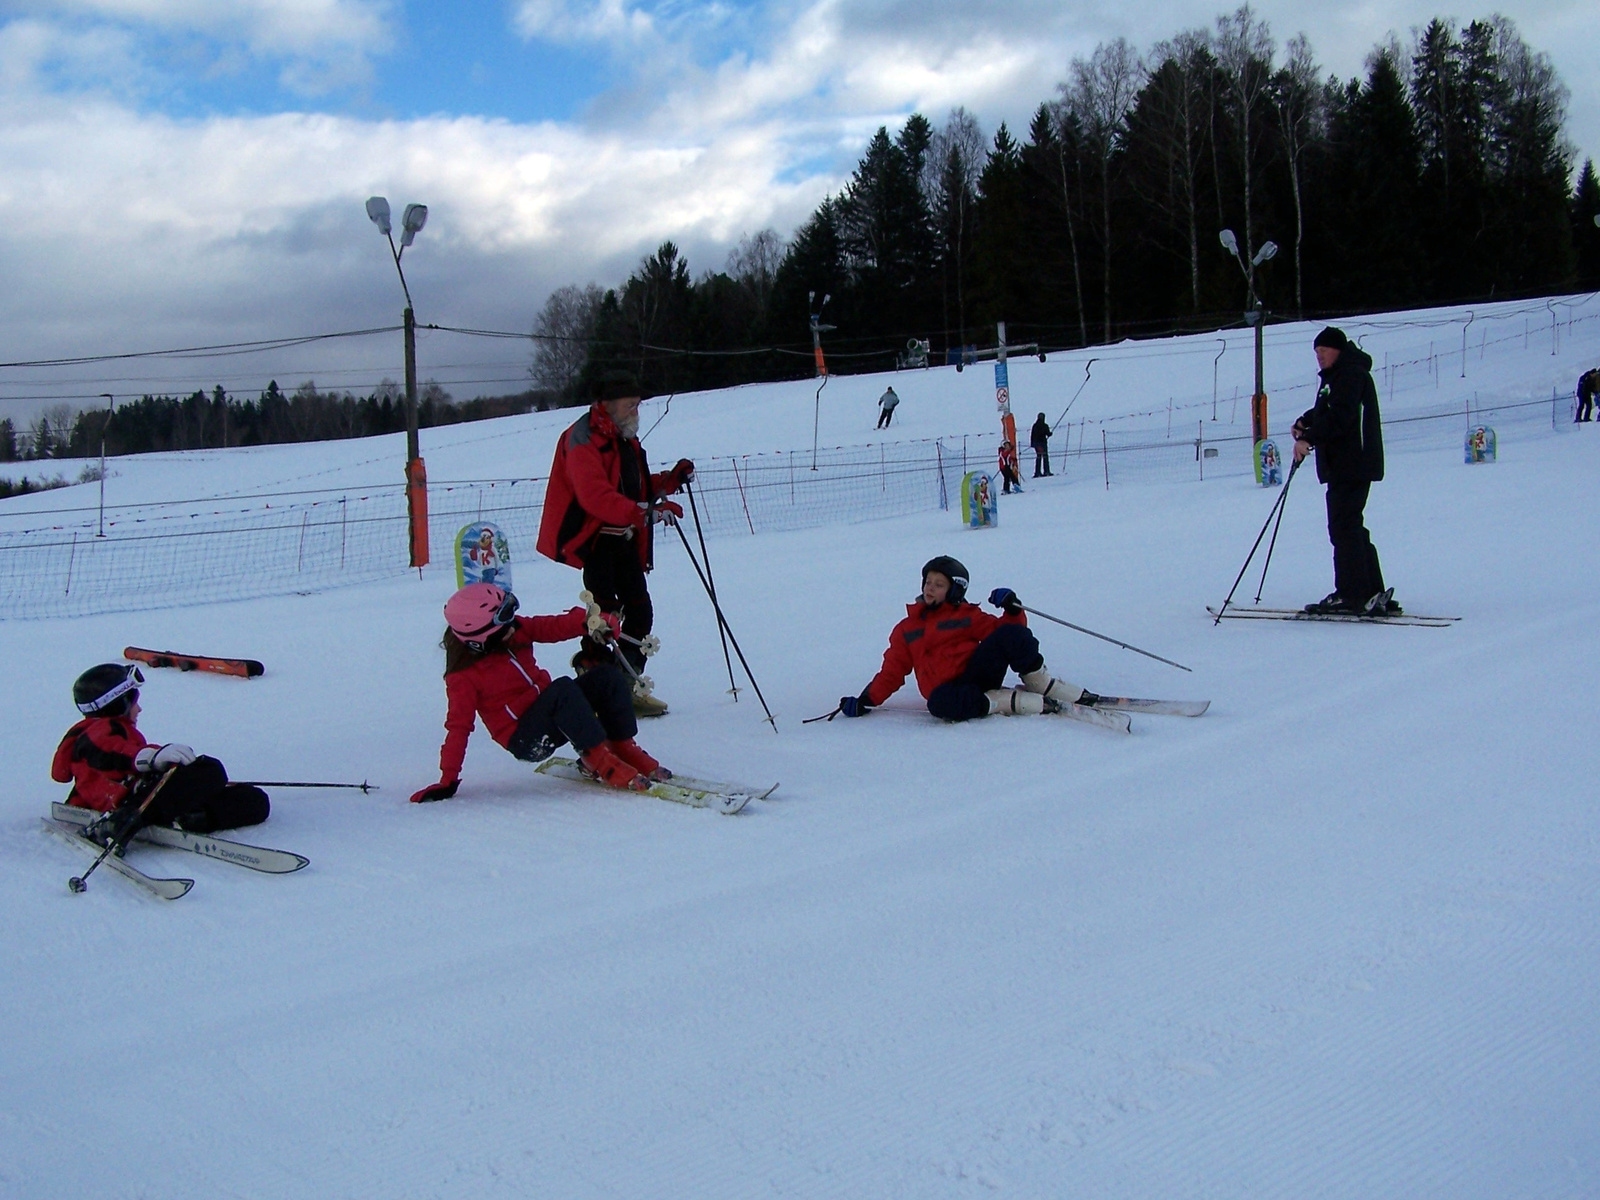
[{"x1": 537, "y1": 372, "x2": 693, "y2": 716}]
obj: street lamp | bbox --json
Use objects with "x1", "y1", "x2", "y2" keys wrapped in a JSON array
[
  {"x1": 1220, "y1": 228, "x2": 1278, "y2": 448},
  {"x1": 366, "y1": 195, "x2": 430, "y2": 568},
  {"x1": 96, "y1": 392, "x2": 113, "y2": 537}
]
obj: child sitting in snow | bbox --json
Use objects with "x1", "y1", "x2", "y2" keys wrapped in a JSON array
[
  {"x1": 52, "y1": 662, "x2": 270, "y2": 842},
  {"x1": 834, "y1": 556, "x2": 1098, "y2": 722},
  {"x1": 410, "y1": 582, "x2": 670, "y2": 802}
]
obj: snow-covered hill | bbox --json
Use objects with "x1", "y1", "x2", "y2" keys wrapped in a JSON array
[{"x1": 2, "y1": 295, "x2": 1598, "y2": 1198}]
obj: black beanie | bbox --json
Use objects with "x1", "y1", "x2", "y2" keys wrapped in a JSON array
[{"x1": 1313, "y1": 326, "x2": 1349, "y2": 351}]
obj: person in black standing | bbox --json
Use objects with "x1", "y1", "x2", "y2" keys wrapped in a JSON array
[
  {"x1": 1577, "y1": 367, "x2": 1598, "y2": 422},
  {"x1": 1029, "y1": 412, "x2": 1053, "y2": 477},
  {"x1": 1293, "y1": 327, "x2": 1397, "y2": 616}
]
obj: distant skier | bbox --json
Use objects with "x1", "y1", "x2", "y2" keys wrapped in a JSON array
[
  {"x1": 52, "y1": 663, "x2": 269, "y2": 843},
  {"x1": 1029, "y1": 412, "x2": 1053, "y2": 477},
  {"x1": 1577, "y1": 367, "x2": 1599, "y2": 422},
  {"x1": 1293, "y1": 326, "x2": 1396, "y2": 616},
  {"x1": 409, "y1": 582, "x2": 670, "y2": 803},
  {"x1": 998, "y1": 440, "x2": 1023, "y2": 494},
  {"x1": 834, "y1": 556, "x2": 1097, "y2": 722},
  {"x1": 877, "y1": 386, "x2": 900, "y2": 429},
  {"x1": 536, "y1": 371, "x2": 693, "y2": 717}
]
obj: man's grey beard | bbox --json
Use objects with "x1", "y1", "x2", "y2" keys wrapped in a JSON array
[{"x1": 616, "y1": 410, "x2": 640, "y2": 438}]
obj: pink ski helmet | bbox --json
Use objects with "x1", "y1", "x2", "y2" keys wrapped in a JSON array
[{"x1": 444, "y1": 583, "x2": 519, "y2": 650}]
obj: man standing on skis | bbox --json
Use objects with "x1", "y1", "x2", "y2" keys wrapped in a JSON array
[
  {"x1": 537, "y1": 372, "x2": 694, "y2": 716},
  {"x1": 835, "y1": 556, "x2": 1096, "y2": 722},
  {"x1": 1293, "y1": 326, "x2": 1396, "y2": 616}
]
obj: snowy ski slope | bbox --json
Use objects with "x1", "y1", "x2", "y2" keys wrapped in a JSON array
[{"x1": 2, "y1": 295, "x2": 1598, "y2": 1198}]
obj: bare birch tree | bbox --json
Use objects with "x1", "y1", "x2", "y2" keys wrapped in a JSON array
[
  {"x1": 1066, "y1": 37, "x2": 1144, "y2": 341},
  {"x1": 531, "y1": 283, "x2": 604, "y2": 399}
]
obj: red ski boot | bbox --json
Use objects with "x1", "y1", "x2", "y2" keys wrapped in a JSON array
[
  {"x1": 578, "y1": 743, "x2": 650, "y2": 791},
  {"x1": 610, "y1": 738, "x2": 672, "y2": 782}
]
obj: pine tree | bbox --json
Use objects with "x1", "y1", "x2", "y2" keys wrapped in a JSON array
[{"x1": 1572, "y1": 159, "x2": 1600, "y2": 287}]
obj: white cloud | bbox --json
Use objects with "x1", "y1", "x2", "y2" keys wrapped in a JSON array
[
  {"x1": 28, "y1": 0, "x2": 392, "y2": 53},
  {"x1": 512, "y1": 0, "x2": 655, "y2": 43},
  {"x1": 7, "y1": 0, "x2": 393, "y2": 92}
]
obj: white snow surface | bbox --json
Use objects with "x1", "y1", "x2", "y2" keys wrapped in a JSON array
[{"x1": 3, "y1": 296, "x2": 1599, "y2": 1198}]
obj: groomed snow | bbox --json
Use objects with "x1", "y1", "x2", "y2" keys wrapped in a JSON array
[{"x1": 2, "y1": 297, "x2": 1598, "y2": 1198}]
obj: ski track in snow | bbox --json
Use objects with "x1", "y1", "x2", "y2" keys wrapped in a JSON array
[{"x1": 2, "y1": 300, "x2": 1599, "y2": 1198}]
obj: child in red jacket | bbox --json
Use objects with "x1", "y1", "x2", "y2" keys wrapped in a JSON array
[
  {"x1": 836, "y1": 556, "x2": 1096, "y2": 722},
  {"x1": 410, "y1": 582, "x2": 670, "y2": 802},
  {"x1": 52, "y1": 662, "x2": 269, "y2": 840}
]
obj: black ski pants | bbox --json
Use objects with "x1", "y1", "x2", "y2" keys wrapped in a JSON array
[
  {"x1": 927, "y1": 624, "x2": 1046, "y2": 722},
  {"x1": 131, "y1": 756, "x2": 269, "y2": 834},
  {"x1": 581, "y1": 532, "x2": 653, "y2": 673},
  {"x1": 506, "y1": 667, "x2": 637, "y2": 763},
  {"x1": 1032, "y1": 445, "x2": 1051, "y2": 476},
  {"x1": 877, "y1": 407, "x2": 895, "y2": 428},
  {"x1": 1577, "y1": 393, "x2": 1594, "y2": 422},
  {"x1": 1325, "y1": 480, "x2": 1385, "y2": 605}
]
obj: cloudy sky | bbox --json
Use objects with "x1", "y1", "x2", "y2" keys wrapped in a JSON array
[{"x1": 1, "y1": 0, "x2": 1596, "y2": 423}]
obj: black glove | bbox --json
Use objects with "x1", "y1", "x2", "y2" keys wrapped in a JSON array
[
  {"x1": 988, "y1": 587, "x2": 1023, "y2": 616},
  {"x1": 410, "y1": 779, "x2": 460, "y2": 804},
  {"x1": 672, "y1": 458, "x2": 695, "y2": 487},
  {"x1": 839, "y1": 691, "x2": 874, "y2": 718}
]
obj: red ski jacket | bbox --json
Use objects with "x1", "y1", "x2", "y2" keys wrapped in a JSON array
[
  {"x1": 436, "y1": 609, "x2": 588, "y2": 782},
  {"x1": 864, "y1": 600, "x2": 1027, "y2": 706},
  {"x1": 536, "y1": 403, "x2": 681, "y2": 571},
  {"x1": 51, "y1": 715, "x2": 151, "y2": 811}
]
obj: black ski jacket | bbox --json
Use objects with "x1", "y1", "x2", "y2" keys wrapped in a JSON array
[{"x1": 1298, "y1": 345, "x2": 1384, "y2": 485}]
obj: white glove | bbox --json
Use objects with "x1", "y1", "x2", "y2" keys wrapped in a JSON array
[{"x1": 135, "y1": 743, "x2": 196, "y2": 771}]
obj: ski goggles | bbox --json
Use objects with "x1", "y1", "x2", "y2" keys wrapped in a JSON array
[
  {"x1": 80, "y1": 665, "x2": 144, "y2": 713},
  {"x1": 460, "y1": 591, "x2": 519, "y2": 649}
]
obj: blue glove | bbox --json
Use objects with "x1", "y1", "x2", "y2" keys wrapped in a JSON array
[
  {"x1": 988, "y1": 587, "x2": 1023, "y2": 615},
  {"x1": 839, "y1": 692, "x2": 873, "y2": 718}
]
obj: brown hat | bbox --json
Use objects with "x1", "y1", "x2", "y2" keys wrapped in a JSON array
[{"x1": 1313, "y1": 326, "x2": 1349, "y2": 351}]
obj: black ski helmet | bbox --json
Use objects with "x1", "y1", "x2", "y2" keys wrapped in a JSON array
[
  {"x1": 921, "y1": 555, "x2": 970, "y2": 604},
  {"x1": 72, "y1": 663, "x2": 143, "y2": 716}
]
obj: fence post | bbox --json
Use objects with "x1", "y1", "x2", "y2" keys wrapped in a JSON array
[
  {"x1": 936, "y1": 441, "x2": 948, "y2": 511},
  {"x1": 296, "y1": 510, "x2": 310, "y2": 573},
  {"x1": 1102, "y1": 430, "x2": 1109, "y2": 490},
  {"x1": 340, "y1": 496, "x2": 348, "y2": 570},
  {"x1": 730, "y1": 458, "x2": 756, "y2": 535},
  {"x1": 64, "y1": 530, "x2": 77, "y2": 596}
]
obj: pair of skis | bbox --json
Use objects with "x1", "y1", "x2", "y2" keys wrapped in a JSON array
[
  {"x1": 1054, "y1": 695, "x2": 1210, "y2": 735},
  {"x1": 535, "y1": 757, "x2": 777, "y2": 815},
  {"x1": 45, "y1": 802, "x2": 308, "y2": 900},
  {"x1": 1208, "y1": 605, "x2": 1459, "y2": 629}
]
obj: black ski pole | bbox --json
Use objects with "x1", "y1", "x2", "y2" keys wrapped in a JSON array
[
  {"x1": 70, "y1": 766, "x2": 178, "y2": 894},
  {"x1": 1020, "y1": 606, "x2": 1192, "y2": 673},
  {"x1": 672, "y1": 520, "x2": 778, "y2": 731},
  {"x1": 234, "y1": 780, "x2": 377, "y2": 793},
  {"x1": 1213, "y1": 456, "x2": 1301, "y2": 625},
  {"x1": 803, "y1": 703, "x2": 844, "y2": 724},
  {"x1": 1252, "y1": 455, "x2": 1303, "y2": 604},
  {"x1": 683, "y1": 480, "x2": 739, "y2": 699}
]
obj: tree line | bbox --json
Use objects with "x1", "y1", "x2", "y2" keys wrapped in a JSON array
[
  {"x1": 0, "y1": 379, "x2": 549, "y2": 465},
  {"x1": 537, "y1": 6, "x2": 1600, "y2": 400}
]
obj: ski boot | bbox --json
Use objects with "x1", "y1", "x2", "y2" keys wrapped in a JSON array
[
  {"x1": 986, "y1": 688, "x2": 1057, "y2": 715},
  {"x1": 578, "y1": 744, "x2": 650, "y2": 791},
  {"x1": 610, "y1": 738, "x2": 672, "y2": 782},
  {"x1": 1020, "y1": 668, "x2": 1088, "y2": 707},
  {"x1": 631, "y1": 676, "x2": 669, "y2": 718}
]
